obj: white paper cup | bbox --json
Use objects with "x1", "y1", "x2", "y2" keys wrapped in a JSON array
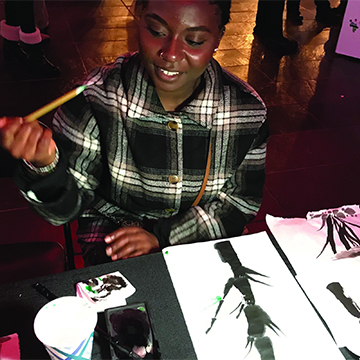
[{"x1": 34, "y1": 296, "x2": 98, "y2": 360}]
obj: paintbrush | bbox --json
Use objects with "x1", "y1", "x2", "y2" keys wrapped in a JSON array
[
  {"x1": 24, "y1": 85, "x2": 86, "y2": 122},
  {"x1": 0, "y1": 85, "x2": 86, "y2": 130}
]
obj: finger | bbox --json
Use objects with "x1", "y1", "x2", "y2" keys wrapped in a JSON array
[
  {"x1": 114, "y1": 245, "x2": 143, "y2": 260},
  {"x1": 104, "y1": 227, "x2": 157, "y2": 260},
  {"x1": 28, "y1": 130, "x2": 57, "y2": 167},
  {"x1": 106, "y1": 237, "x2": 134, "y2": 260},
  {"x1": 0, "y1": 117, "x2": 8, "y2": 129},
  {"x1": 17, "y1": 124, "x2": 43, "y2": 160},
  {"x1": 0, "y1": 117, "x2": 21, "y2": 130},
  {"x1": 109, "y1": 233, "x2": 149, "y2": 260},
  {"x1": 1, "y1": 119, "x2": 32, "y2": 157},
  {"x1": 110, "y1": 237, "x2": 156, "y2": 260},
  {"x1": 35, "y1": 129, "x2": 54, "y2": 158},
  {"x1": 0, "y1": 118, "x2": 23, "y2": 146},
  {"x1": 1, "y1": 117, "x2": 23, "y2": 130},
  {"x1": 104, "y1": 230, "x2": 122, "y2": 245},
  {"x1": 121, "y1": 249, "x2": 143, "y2": 260},
  {"x1": 111, "y1": 251, "x2": 136, "y2": 261},
  {"x1": 9, "y1": 122, "x2": 42, "y2": 160},
  {"x1": 104, "y1": 227, "x2": 137, "y2": 244}
]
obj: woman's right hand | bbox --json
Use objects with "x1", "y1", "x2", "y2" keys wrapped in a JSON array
[{"x1": 0, "y1": 117, "x2": 57, "y2": 167}]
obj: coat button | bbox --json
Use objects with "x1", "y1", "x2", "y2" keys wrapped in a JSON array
[
  {"x1": 167, "y1": 121, "x2": 178, "y2": 131},
  {"x1": 168, "y1": 175, "x2": 180, "y2": 184}
]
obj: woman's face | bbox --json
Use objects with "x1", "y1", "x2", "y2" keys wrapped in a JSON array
[{"x1": 137, "y1": 0, "x2": 223, "y2": 97}]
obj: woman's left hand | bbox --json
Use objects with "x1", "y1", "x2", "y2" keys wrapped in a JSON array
[{"x1": 104, "y1": 227, "x2": 160, "y2": 260}]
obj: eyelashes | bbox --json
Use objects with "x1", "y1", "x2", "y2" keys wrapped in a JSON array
[
  {"x1": 146, "y1": 26, "x2": 206, "y2": 47},
  {"x1": 186, "y1": 39, "x2": 205, "y2": 47},
  {"x1": 147, "y1": 27, "x2": 165, "y2": 38}
]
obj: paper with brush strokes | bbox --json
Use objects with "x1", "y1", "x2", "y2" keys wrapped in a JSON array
[
  {"x1": 266, "y1": 205, "x2": 360, "y2": 356},
  {"x1": 163, "y1": 232, "x2": 344, "y2": 360},
  {"x1": 76, "y1": 271, "x2": 136, "y2": 312}
]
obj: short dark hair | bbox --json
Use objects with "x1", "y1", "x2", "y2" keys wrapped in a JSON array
[
  {"x1": 135, "y1": 0, "x2": 231, "y2": 28},
  {"x1": 209, "y1": 1, "x2": 231, "y2": 28}
]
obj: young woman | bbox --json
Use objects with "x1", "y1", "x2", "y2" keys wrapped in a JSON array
[{"x1": 0, "y1": 0, "x2": 268, "y2": 266}]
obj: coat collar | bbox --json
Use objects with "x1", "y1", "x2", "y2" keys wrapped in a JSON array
[{"x1": 123, "y1": 53, "x2": 222, "y2": 129}]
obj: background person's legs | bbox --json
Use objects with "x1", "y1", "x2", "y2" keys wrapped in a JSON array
[
  {"x1": 286, "y1": 0, "x2": 303, "y2": 25},
  {"x1": 1, "y1": 0, "x2": 60, "y2": 78},
  {"x1": 254, "y1": 0, "x2": 298, "y2": 54},
  {"x1": 314, "y1": 0, "x2": 341, "y2": 25}
]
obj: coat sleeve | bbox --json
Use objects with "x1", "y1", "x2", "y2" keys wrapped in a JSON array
[{"x1": 13, "y1": 92, "x2": 101, "y2": 226}]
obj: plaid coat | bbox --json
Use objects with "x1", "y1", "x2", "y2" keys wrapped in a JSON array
[{"x1": 16, "y1": 52, "x2": 268, "y2": 248}]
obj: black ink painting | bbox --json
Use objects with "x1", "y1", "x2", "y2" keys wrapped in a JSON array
[
  {"x1": 83, "y1": 274, "x2": 127, "y2": 301},
  {"x1": 327, "y1": 282, "x2": 360, "y2": 321},
  {"x1": 163, "y1": 232, "x2": 347, "y2": 359},
  {"x1": 206, "y1": 241, "x2": 280, "y2": 360},
  {"x1": 308, "y1": 206, "x2": 360, "y2": 258},
  {"x1": 76, "y1": 271, "x2": 136, "y2": 312}
]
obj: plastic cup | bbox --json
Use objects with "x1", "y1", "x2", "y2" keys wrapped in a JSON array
[{"x1": 34, "y1": 296, "x2": 98, "y2": 360}]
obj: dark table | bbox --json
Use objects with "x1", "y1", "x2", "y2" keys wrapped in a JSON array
[
  {"x1": 0, "y1": 237, "x2": 358, "y2": 360},
  {"x1": 0, "y1": 252, "x2": 197, "y2": 360}
]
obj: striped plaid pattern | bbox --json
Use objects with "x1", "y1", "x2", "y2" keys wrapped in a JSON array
[{"x1": 19, "y1": 52, "x2": 268, "y2": 248}]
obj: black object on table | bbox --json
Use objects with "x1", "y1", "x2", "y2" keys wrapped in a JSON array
[{"x1": 0, "y1": 252, "x2": 196, "y2": 360}]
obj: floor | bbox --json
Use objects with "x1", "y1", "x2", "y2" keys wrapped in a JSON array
[{"x1": 0, "y1": 0, "x2": 359, "y2": 270}]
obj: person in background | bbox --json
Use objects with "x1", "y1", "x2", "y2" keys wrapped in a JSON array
[
  {"x1": 254, "y1": 0, "x2": 347, "y2": 54},
  {"x1": 287, "y1": 0, "x2": 346, "y2": 26},
  {"x1": 0, "y1": 0, "x2": 60, "y2": 78},
  {"x1": 286, "y1": 0, "x2": 304, "y2": 25},
  {"x1": 34, "y1": 0, "x2": 49, "y2": 32},
  {"x1": 0, "y1": 0, "x2": 268, "y2": 266},
  {"x1": 253, "y1": 0, "x2": 298, "y2": 54}
]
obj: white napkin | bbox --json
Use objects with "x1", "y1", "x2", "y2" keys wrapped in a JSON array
[{"x1": 76, "y1": 271, "x2": 136, "y2": 312}]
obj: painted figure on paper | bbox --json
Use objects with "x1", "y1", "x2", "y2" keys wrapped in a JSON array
[
  {"x1": 349, "y1": 19, "x2": 359, "y2": 32},
  {"x1": 82, "y1": 274, "x2": 127, "y2": 301},
  {"x1": 206, "y1": 240, "x2": 280, "y2": 359},
  {"x1": 327, "y1": 282, "x2": 360, "y2": 321},
  {"x1": 308, "y1": 206, "x2": 360, "y2": 258}
]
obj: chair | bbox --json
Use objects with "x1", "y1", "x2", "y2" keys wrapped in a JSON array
[
  {"x1": 0, "y1": 222, "x2": 78, "y2": 285},
  {"x1": 0, "y1": 177, "x2": 78, "y2": 284},
  {"x1": 0, "y1": 241, "x2": 65, "y2": 285},
  {"x1": 63, "y1": 222, "x2": 76, "y2": 270}
]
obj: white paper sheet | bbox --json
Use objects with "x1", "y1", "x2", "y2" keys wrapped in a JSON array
[
  {"x1": 266, "y1": 205, "x2": 360, "y2": 275},
  {"x1": 163, "y1": 232, "x2": 344, "y2": 360},
  {"x1": 297, "y1": 259, "x2": 360, "y2": 355},
  {"x1": 266, "y1": 206, "x2": 360, "y2": 356}
]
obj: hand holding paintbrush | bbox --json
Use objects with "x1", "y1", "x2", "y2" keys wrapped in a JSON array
[{"x1": 0, "y1": 85, "x2": 85, "y2": 169}]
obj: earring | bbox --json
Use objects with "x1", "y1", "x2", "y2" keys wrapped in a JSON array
[{"x1": 213, "y1": 48, "x2": 218, "y2": 54}]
